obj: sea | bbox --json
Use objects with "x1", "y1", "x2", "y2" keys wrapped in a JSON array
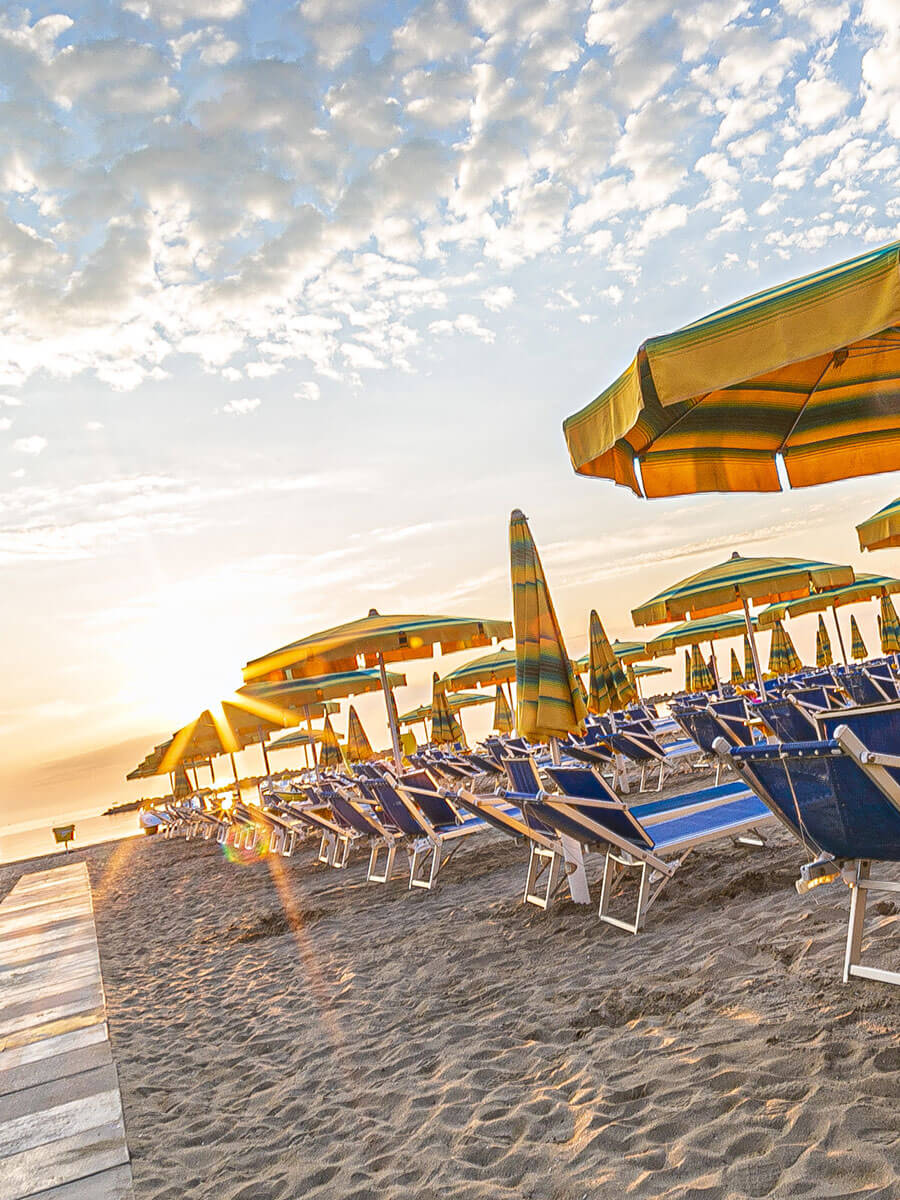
[{"x1": 0, "y1": 808, "x2": 143, "y2": 866}]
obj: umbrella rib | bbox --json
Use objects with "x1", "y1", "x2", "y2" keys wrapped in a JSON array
[{"x1": 774, "y1": 351, "x2": 841, "y2": 457}]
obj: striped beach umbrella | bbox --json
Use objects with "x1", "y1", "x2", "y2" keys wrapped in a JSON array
[
  {"x1": 850, "y1": 615, "x2": 868, "y2": 660},
  {"x1": 493, "y1": 685, "x2": 514, "y2": 734},
  {"x1": 564, "y1": 239, "x2": 900, "y2": 497},
  {"x1": 689, "y1": 643, "x2": 715, "y2": 693},
  {"x1": 588, "y1": 608, "x2": 637, "y2": 715},
  {"x1": 318, "y1": 714, "x2": 344, "y2": 770},
  {"x1": 767, "y1": 623, "x2": 786, "y2": 677},
  {"x1": 510, "y1": 509, "x2": 585, "y2": 743},
  {"x1": 431, "y1": 674, "x2": 465, "y2": 746},
  {"x1": 346, "y1": 705, "x2": 375, "y2": 763},
  {"x1": 730, "y1": 648, "x2": 743, "y2": 686},
  {"x1": 743, "y1": 634, "x2": 754, "y2": 683},
  {"x1": 816, "y1": 616, "x2": 833, "y2": 667},
  {"x1": 857, "y1": 496, "x2": 900, "y2": 552},
  {"x1": 879, "y1": 594, "x2": 900, "y2": 653},
  {"x1": 781, "y1": 622, "x2": 803, "y2": 674},
  {"x1": 768, "y1": 573, "x2": 900, "y2": 664},
  {"x1": 441, "y1": 646, "x2": 516, "y2": 691},
  {"x1": 684, "y1": 649, "x2": 692, "y2": 691}
]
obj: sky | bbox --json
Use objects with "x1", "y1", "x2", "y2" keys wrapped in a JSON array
[{"x1": 1, "y1": 0, "x2": 899, "y2": 835}]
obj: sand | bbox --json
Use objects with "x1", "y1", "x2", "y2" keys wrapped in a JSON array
[{"x1": 2, "y1": 813, "x2": 899, "y2": 1199}]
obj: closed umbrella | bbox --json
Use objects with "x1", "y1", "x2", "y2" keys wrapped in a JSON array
[
  {"x1": 510, "y1": 509, "x2": 585, "y2": 753},
  {"x1": 346, "y1": 705, "x2": 375, "y2": 763},
  {"x1": 743, "y1": 635, "x2": 754, "y2": 683},
  {"x1": 588, "y1": 609, "x2": 636, "y2": 715},
  {"x1": 684, "y1": 649, "x2": 692, "y2": 691},
  {"x1": 689, "y1": 643, "x2": 715, "y2": 692},
  {"x1": 879, "y1": 594, "x2": 900, "y2": 653},
  {"x1": 431, "y1": 674, "x2": 465, "y2": 746},
  {"x1": 730, "y1": 648, "x2": 743, "y2": 686},
  {"x1": 564, "y1": 239, "x2": 900, "y2": 496},
  {"x1": 318, "y1": 714, "x2": 344, "y2": 770},
  {"x1": 857, "y1": 496, "x2": 900, "y2": 552},
  {"x1": 493, "y1": 685, "x2": 514, "y2": 734},
  {"x1": 816, "y1": 616, "x2": 833, "y2": 667},
  {"x1": 850, "y1": 615, "x2": 868, "y2": 660}
]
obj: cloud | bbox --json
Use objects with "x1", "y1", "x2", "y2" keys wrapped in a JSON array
[
  {"x1": 428, "y1": 314, "x2": 495, "y2": 343},
  {"x1": 294, "y1": 381, "x2": 321, "y2": 402},
  {"x1": 222, "y1": 397, "x2": 261, "y2": 415},
  {"x1": 13, "y1": 435, "x2": 47, "y2": 455},
  {"x1": 481, "y1": 286, "x2": 515, "y2": 312}
]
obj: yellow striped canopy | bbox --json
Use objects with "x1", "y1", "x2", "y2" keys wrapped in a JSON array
[
  {"x1": 157, "y1": 691, "x2": 305, "y2": 775},
  {"x1": 431, "y1": 674, "x2": 465, "y2": 746},
  {"x1": 769, "y1": 573, "x2": 900, "y2": 621},
  {"x1": 510, "y1": 509, "x2": 586, "y2": 740},
  {"x1": 684, "y1": 649, "x2": 692, "y2": 690},
  {"x1": 857, "y1": 496, "x2": 900, "y2": 552},
  {"x1": 318, "y1": 714, "x2": 344, "y2": 770},
  {"x1": 493, "y1": 685, "x2": 514, "y2": 734},
  {"x1": 633, "y1": 552, "x2": 854, "y2": 626},
  {"x1": 850, "y1": 615, "x2": 868, "y2": 660},
  {"x1": 743, "y1": 635, "x2": 754, "y2": 681},
  {"x1": 441, "y1": 647, "x2": 516, "y2": 692},
  {"x1": 239, "y1": 669, "x2": 406, "y2": 708},
  {"x1": 242, "y1": 610, "x2": 512, "y2": 681},
  {"x1": 730, "y1": 648, "x2": 743, "y2": 686},
  {"x1": 644, "y1": 611, "x2": 755, "y2": 656},
  {"x1": 267, "y1": 729, "x2": 326, "y2": 751},
  {"x1": 564, "y1": 240, "x2": 900, "y2": 497},
  {"x1": 631, "y1": 664, "x2": 670, "y2": 678},
  {"x1": 689, "y1": 644, "x2": 715, "y2": 692},
  {"x1": 880, "y1": 594, "x2": 900, "y2": 653},
  {"x1": 816, "y1": 616, "x2": 833, "y2": 667},
  {"x1": 588, "y1": 609, "x2": 637, "y2": 715},
  {"x1": 769, "y1": 620, "x2": 802, "y2": 675},
  {"x1": 398, "y1": 691, "x2": 491, "y2": 725},
  {"x1": 346, "y1": 705, "x2": 375, "y2": 763}
]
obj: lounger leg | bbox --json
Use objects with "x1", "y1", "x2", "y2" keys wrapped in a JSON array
[
  {"x1": 409, "y1": 839, "x2": 440, "y2": 889},
  {"x1": 317, "y1": 832, "x2": 332, "y2": 864},
  {"x1": 639, "y1": 764, "x2": 647, "y2": 791},
  {"x1": 333, "y1": 835, "x2": 351, "y2": 869},
  {"x1": 656, "y1": 761, "x2": 665, "y2": 791},
  {"x1": 524, "y1": 844, "x2": 562, "y2": 909},
  {"x1": 560, "y1": 834, "x2": 590, "y2": 904},
  {"x1": 843, "y1": 860, "x2": 869, "y2": 984},
  {"x1": 599, "y1": 852, "x2": 656, "y2": 935},
  {"x1": 368, "y1": 840, "x2": 396, "y2": 884},
  {"x1": 283, "y1": 831, "x2": 296, "y2": 858}
]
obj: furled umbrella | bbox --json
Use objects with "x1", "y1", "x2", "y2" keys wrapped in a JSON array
[
  {"x1": 564, "y1": 239, "x2": 900, "y2": 497},
  {"x1": 689, "y1": 643, "x2": 715, "y2": 693},
  {"x1": 243, "y1": 611, "x2": 510, "y2": 770},
  {"x1": 684, "y1": 649, "x2": 692, "y2": 692},
  {"x1": 857, "y1": 496, "x2": 900, "y2": 552},
  {"x1": 816, "y1": 616, "x2": 833, "y2": 667},
  {"x1": 587, "y1": 608, "x2": 636, "y2": 715},
  {"x1": 318, "y1": 714, "x2": 345, "y2": 770},
  {"x1": 431, "y1": 674, "x2": 466, "y2": 747},
  {"x1": 346, "y1": 705, "x2": 375, "y2": 763},
  {"x1": 850, "y1": 615, "x2": 868, "y2": 660},
  {"x1": 510, "y1": 509, "x2": 585, "y2": 754},
  {"x1": 730, "y1": 648, "x2": 743, "y2": 686},
  {"x1": 743, "y1": 635, "x2": 754, "y2": 684},
  {"x1": 493, "y1": 685, "x2": 514, "y2": 734},
  {"x1": 879, "y1": 594, "x2": 900, "y2": 653}
]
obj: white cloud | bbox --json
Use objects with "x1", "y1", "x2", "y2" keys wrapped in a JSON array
[
  {"x1": 0, "y1": 417, "x2": 12, "y2": 431},
  {"x1": 294, "y1": 381, "x2": 321, "y2": 402},
  {"x1": 222, "y1": 397, "x2": 261, "y2": 415},
  {"x1": 481, "y1": 286, "x2": 516, "y2": 312},
  {"x1": 85, "y1": 421, "x2": 104, "y2": 431},
  {"x1": 121, "y1": 0, "x2": 244, "y2": 29},
  {"x1": 429, "y1": 314, "x2": 495, "y2": 343},
  {"x1": 13, "y1": 436, "x2": 47, "y2": 455},
  {"x1": 793, "y1": 70, "x2": 851, "y2": 128},
  {"x1": 0, "y1": 396, "x2": 23, "y2": 407}
]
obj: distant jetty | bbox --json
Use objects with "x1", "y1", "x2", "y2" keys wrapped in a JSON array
[{"x1": 102, "y1": 799, "x2": 144, "y2": 816}]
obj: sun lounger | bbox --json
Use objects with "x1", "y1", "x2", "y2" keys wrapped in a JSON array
[
  {"x1": 270, "y1": 790, "x2": 360, "y2": 867},
  {"x1": 606, "y1": 723, "x2": 701, "y2": 791},
  {"x1": 326, "y1": 784, "x2": 408, "y2": 883}
]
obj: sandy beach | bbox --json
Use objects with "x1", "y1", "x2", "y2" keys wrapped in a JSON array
[{"x1": 2, "y1": 814, "x2": 898, "y2": 1200}]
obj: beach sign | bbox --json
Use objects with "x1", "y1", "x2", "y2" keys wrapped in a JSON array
[{"x1": 52, "y1": 823, "x2": 76, "y2": 852}]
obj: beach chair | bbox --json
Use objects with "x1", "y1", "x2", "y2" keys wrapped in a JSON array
[
  {"x1": 606, "y1": 722, "x2": 701, "y2": 791},
  {"x1": 326, "y1": 784, "x2": 408, "y2": 883},
  {"x1": 270, "y1": 790, "x2": 359, "y2": 868},
  {"x1": 720, "y1": 725, "x2": 900, "y2": 986},
  {"x1": 536, "y1": 764, "x2": 772, "y2": 933},
  {"x1": 840, "y1": 664, "x2": 900, "y2": 706}
]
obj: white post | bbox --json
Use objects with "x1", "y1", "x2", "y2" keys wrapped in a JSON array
[
  {"x1": 378, "y1": 651, "x2": 404, "y2": 771},
  {"x1": 832, "y1": 605, "x2": 849, "y2": 664},
  {"x1": 742, "y1": 596, "x2": 766, "y2": 694}
]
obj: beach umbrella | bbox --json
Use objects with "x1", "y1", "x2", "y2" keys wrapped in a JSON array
[
  {"x1": 779, "y1": 620, "x2": 803, "y2": 674},
  {"x1": 564, "y1": 239, "x2": 900, "y2": 497},
  {"x1": 857, "y1": 496, "x2": 900, "y2": 552},
  {"x1": 346, "y1": 705, "x2": 375, "y2": 763},
  {"x1": 441, "y1": 646, "x2": 515, "y2": 691},
  {"x1": 398, "y1": 690, "x2": 491, "y2": 726},
  {"x1": 816, "y1": 617, "x2": 833, "y2": 667},
  {"x1": 630, "y1": 663, "x2": 671, "y2": 680},
  {"x1": 588, "y1": 608, "x2": 636, "y2": 715},
  {"x1": 879, "y1": 594, "x2": 900, "y2": 653},
  {"x1": 611, "y1": 638, "x2": 648, "y2": 665},
  {"x1": 632, "y1": 551, "x2": 853, "y2": 692},
  {"x1": 684, "y1": 649, "x2": 692, "y2": 691},
  {"x1": 493, "y1": 685, "x2": 514, "y2": 733},
  {"x1": 850, "y1": 615, "x2": 868, "y2": 660},
  {"x1": 510, "y1": 509, "x2": 585, "y2": 750},
  {"x1": 318, "y1": 714, "x2": 344, "y2": 770},
  {"x1": 431, "y1": 674, "x2": 465, "y2": 747},
  {"x1": 689, "y1": 643, "x2": 715, "y2": 693},
  {"x1": 243, "y1": 610, "x2": 510, "y2": 770},
  {"x1": 643, "y1": 610, "x2": 754, "y2": 692},
  {"x1": 730, "y1": 648, "x2": 743, "y2": 686},
  {"x1": 763, "y1": 573, "x2": 900, "y2": 664},
  {"x1": 743, "y1": 635, "x2": 754, "y2": 683}
]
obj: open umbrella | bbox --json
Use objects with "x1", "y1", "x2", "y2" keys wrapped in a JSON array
[
  {"x1": 761, "y1": 573, "x2": 900, "y2": 664},
  {"x1": 493, "y1": 685, "x2": 514, "y2": 733},
  {"x1": 243, "y1": 610, "x2": 510, "y2": 769},
  {"x1": 879, "y1": 594, "x2": 900, "y2": 653},
  {"x1": 857, "y1": 496, "x2": 900, "y2": 552},
  {"x1": 689, "y1": 644, "x2": 715, "y2": 692},
  {"x1": 346, "y1": 705, "x2": 375, "y2": 763},
  {"x1": 564, "y1": 239, "x2": 900, "y2": 496},
  {"x1": 816, "y1": 616, "x2": 834, "y2": 667},
  {"x1": 587, "y1": 608, "x2": 636, "y2": 715},
  {"x1": 510, "y1": 509, "x2": 585, "y2": 752},
  {"x1": 730, "y1": 649, "x2": 743, "y2": 686},
  {"x1": 850, "y1": 615, "x2": 868, "y2": 660}
]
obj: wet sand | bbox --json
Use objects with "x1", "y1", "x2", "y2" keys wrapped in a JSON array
[{"x1": 2, "y1": 814, "x2": 899, "y2": 1199}]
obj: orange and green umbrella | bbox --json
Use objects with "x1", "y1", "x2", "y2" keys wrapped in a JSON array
[
  {"x1": 564, "y1": 239, "x2": 900, "y2": 497},
  {"x1": 689, "y1": 643, "x2": 715, "y2": 693},
  {"x1": 816, "y1": 616, "x2": 833, "y2": 667},
  {"x1": 730, "y1": 648, "x2": 743, "y2": 686},
  {"x1": 430, "y1": 674, "x2": 465, "y2": 747},
  {"x1": 850, "y1": 615, "x2": 868, "y2": 660},
  {"x1": 857, "y1": 496, "x2": 900, "y2": 552},
  {"x1": 762, "y1": 573, "x2": 900, "y2": 664},
  {"x1": 318, "y1": 714, "x2": 345, "y2": 770},
  {"x1": 587, "y1": 608, "x2": 636, "y2": 715}
]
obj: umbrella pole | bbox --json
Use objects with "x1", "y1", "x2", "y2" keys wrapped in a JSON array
[
  {"x1": 305, "y1": 707, "x2": 320, "y2": 779},
  {"x1": 832, "y1": 605, "x2": 848, "y2": 664},
  {"x1": 741, "y1": 597, "x2": 766, "y2": 694},
  {"x1": 377, "y1": 651, "x2": 404, "y2": 771},
  {"x1": 230, "y1": 753, "x2": 240, "y2": 805},
  {"x1": 258, "y1": 727, "x2": 271, "y2": 776}
]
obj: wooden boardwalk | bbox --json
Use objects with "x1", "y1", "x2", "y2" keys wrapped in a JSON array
[{"x1": 0, "y1": 862, "x2": 134, "y2": 1199}]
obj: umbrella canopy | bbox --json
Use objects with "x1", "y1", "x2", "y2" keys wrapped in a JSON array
[
  {"x1": 816, "y1": 615, "x2": 834, "y2": 667},
  {"x1": 644, "y1": 611, "x2": 755, "y2": 657},
  {"x1": 268, "y1": 728, "x2": 327, "y2": 751},
  {"x1": 730, "y1": 648, "x2": 743, "y2": 686},
  {"x1": 346, "y1": 705, "x2": 375, "y2": 763},
  {"x1": 492, "y1": 685, "x2": 514, "y2": 733},
  {"x1": 857, "y1": 496, "x2": 900, "y2": 552},
  {"x1": 880, "y1": 594, "x2": 900, "y2": 653},
  {"x1": 850, "y1": 615, "x2": 868, "y2": 660},
  {"x1": 318, "y1": 714, "x2": 345, "y2": 770},
  {"x1": 510, "y1": 509, "x2": 586, "y2": 742},
  {"x1": 631, "y1": 663, "x2": 670, "y2": 678},
  {"x1": 441, "y1": 646, "x2": 516, "y2": 692},
  {"x1": 239, "y1": 669, "x2": 405, "y2": 708},
  {"x1": 768, "y1": 620, "x2": 802, "y2": 676},
  {"x1": 564, "y1": 239, "x2": 900, "y2": 496},
  {"x1": 611, "y1": 638, "x2": 648, "y2": 664},
  {"x1": 158, "y1": 692, "x2": 302, "y2": 777},
  {"x1": 762, "y1": 573, "x2": 900, "y2": 621},
  {"x1": 689, "y1": 644, "x2": 715, "y2": 692},
  {"x1": 587, "y1": 608, "x2": 636, "y2": 715},
  {"x1": 398, "y1": 690, "x2": 492, "y2": 725},
  {"x1": 430, "y1": 675, "x2": 465, "y2": 746},
  {"x1": 743, "y1": 634, "x2": 754, "y2": 682}
]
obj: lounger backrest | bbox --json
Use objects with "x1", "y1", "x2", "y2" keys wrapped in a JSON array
[
  {"x1": 708, "y1": 697, "x2": 754, "y2": 747},
  {"x1": 400, "y1": 784, "x2": 459, "y2": 826},
  {"x1": 503, "y1": 756, "x2": 542, "y2": 796},
  {"x1": 726, "y1": 744, "x2": 808, "y2": 843},
  {"x1": 841, "y1": 668, "x2": 892, "y2": 706},
  {"x1": 329, "y1": 791, "x2": 380, "y2": 836},
  {"x1": 544, "y1": 765, "x2": 618, "y2": 803},
  {"x1": 756, "y1": 699, "x2": 817, "y2": 743},
  {"x1": 372, "y1": 781, "x2": 422, "y2": 836},
  {"x1": 815, "y1": 702, "x2": 900, "y2": 755},
  {"x1": 688, "y1": 709, "x2": 727, "y2": 753}
]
